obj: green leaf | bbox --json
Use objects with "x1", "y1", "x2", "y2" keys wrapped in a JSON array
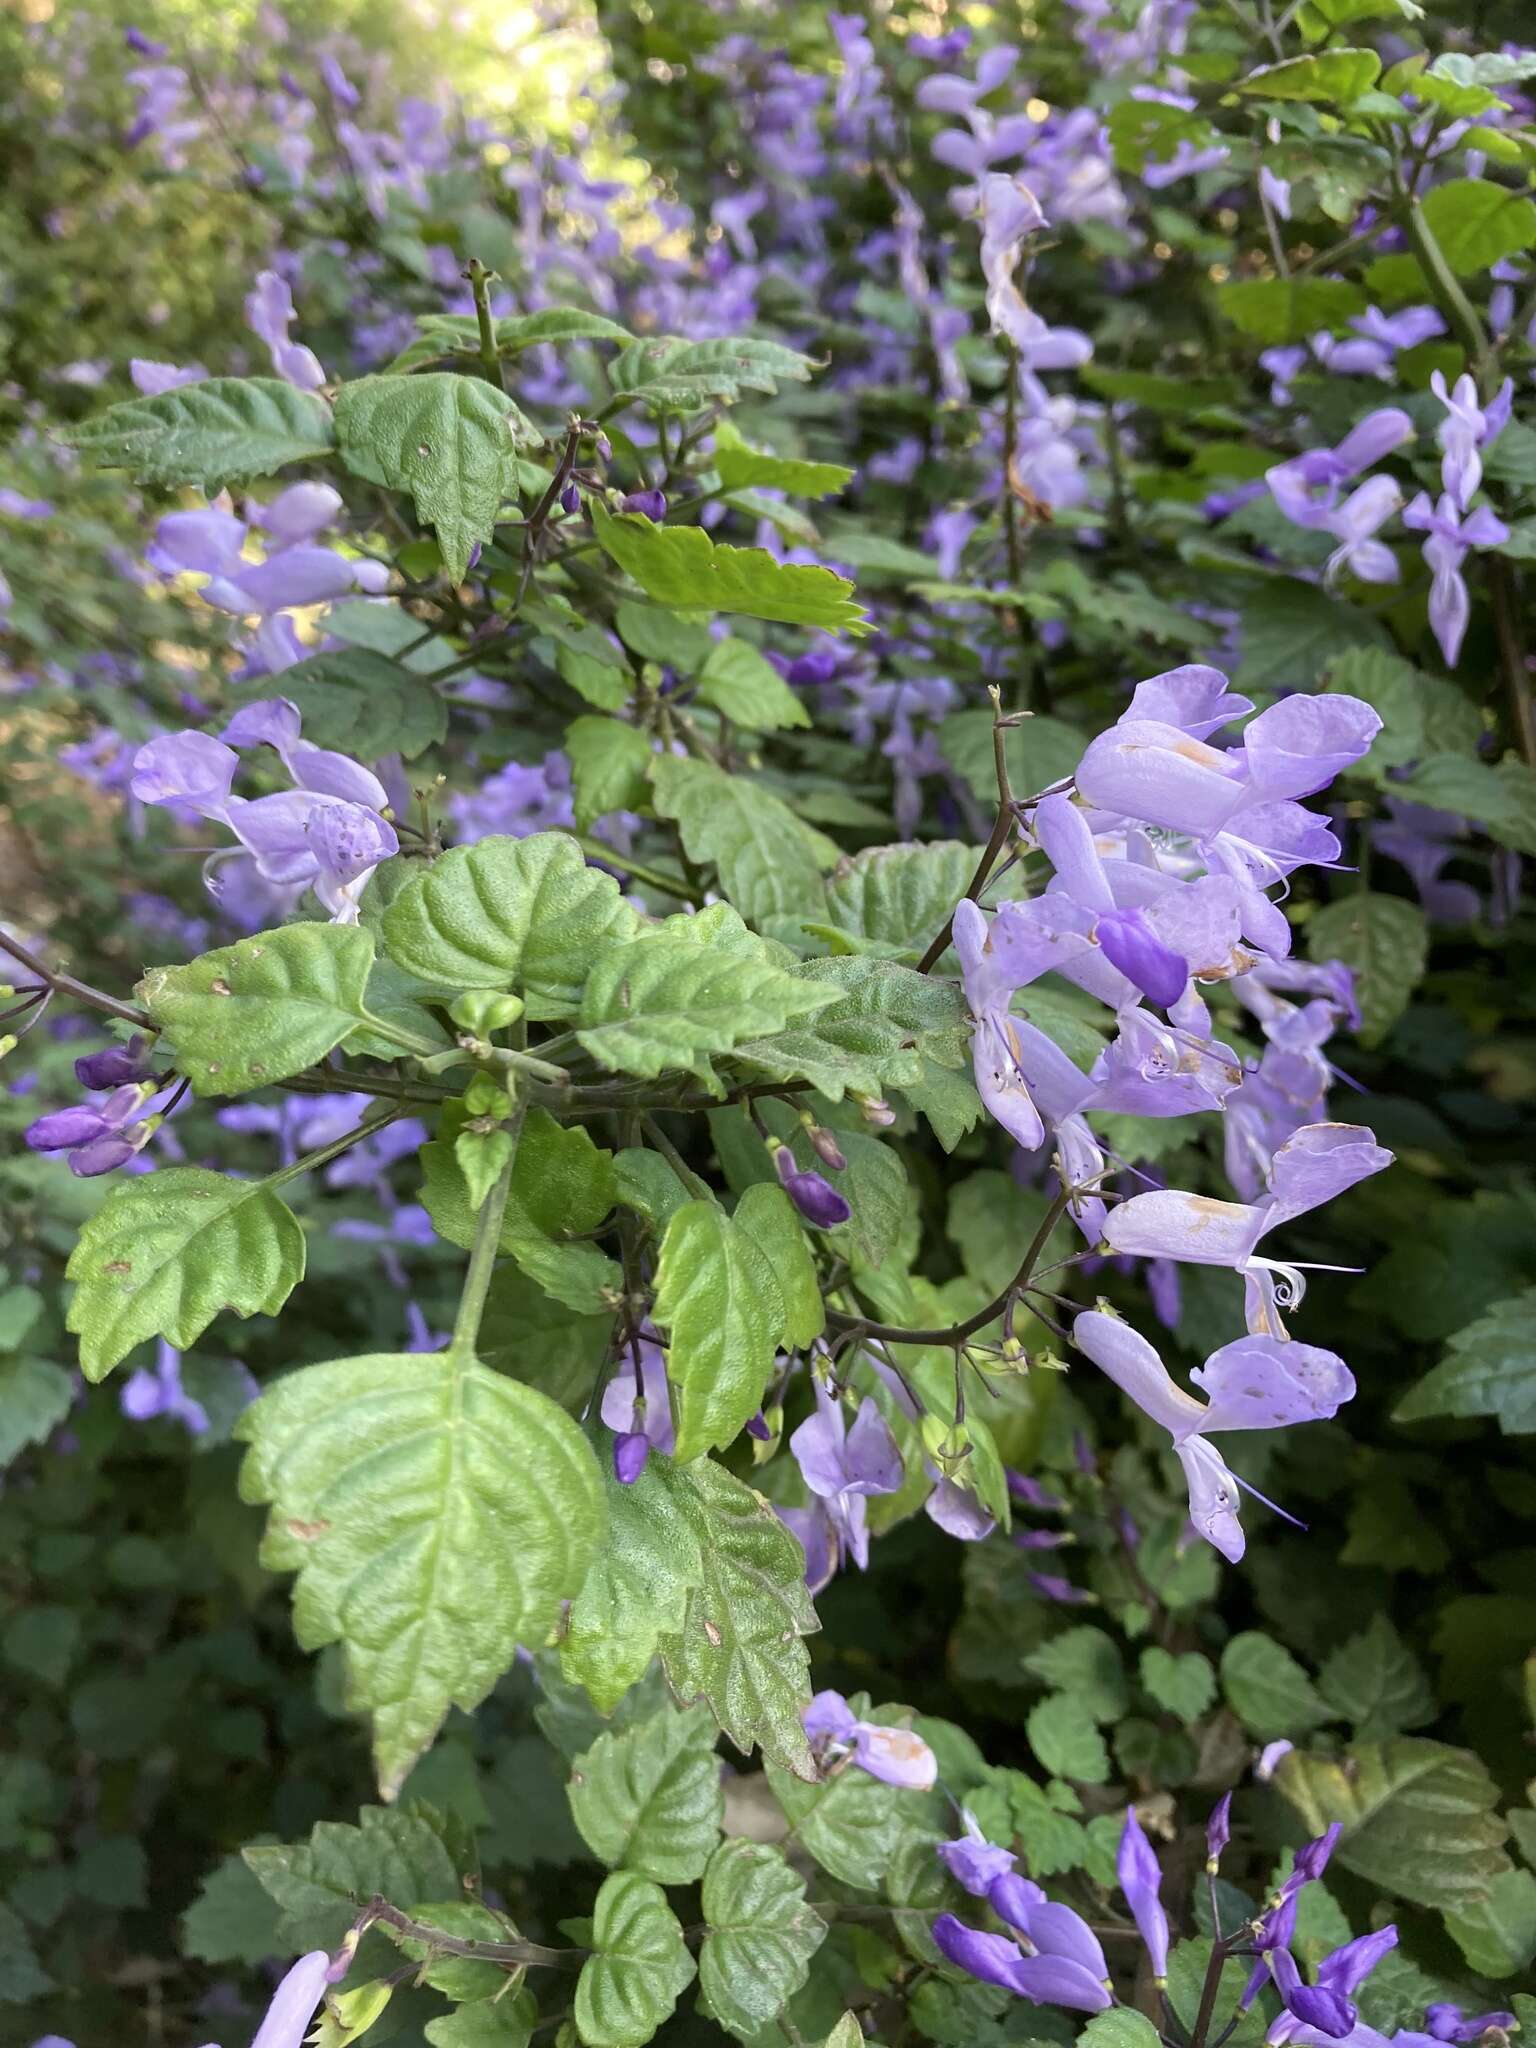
[
  {"x1": 653, "y1": 1199, "x2": 784, "y2": 1460},
  {"x1": 695, "y1": 637, "x2": 812, "y2": 731},
  {"x1": 140, "y1": 923, "x2": 377, "y2": 1095},
  {"x1": 233, "y1": 649, "x2": 446, "y2": 760},
  {"x1": 1419, "y1": 178, "x2": 1536, "y2": 277},
  {"x1": 4, "y1": 1605, "x2": 80, "y2": 1687},
  {"x1": 1221, "y1": 1633, "x2": 1333, "y2": 1741},
  {"x1": 1275, "y1": 1740, "x2": 1511, "y2": 1911},
  {"x1": 1218, "y1": 277, "x2": 1368, "y2": 343},
  {"x1": 382, "y1": 831, "x2": 637, "y2": 1012},
  {"x1": 735, "y1": 1182, "x2": 825, "y2": 1351},
  {"x1": 59, "y1": 376, "x2": 335, "y2": 489},
  {"x1": 1140, "y1": 1648, "x2": 1217, "y2": 1723},
  {"x1": 66, "y1": 1167, "x2": 304, "y2": 1381},
  {"x1": 1445, "y1": 1867, "x2": 1536, "y2": 1979},
  {"x1": 1025, "y1": 1694, "x2": 1111, "y2": 1783},
  {"x1": 561, "y1": 1454, "x2": 706, "y2": 1712},
  {"x1": 568, "y1": 1705, "x2": 724, "y2": 1883},
  {"x1": 656, "y1": 1456, "x2": 819, "y2": 1775},
  {"x1": 1008, "y1": 1774, "x2": 1090, "y2": 1877},
  {"x1": 496, "y1": 308, "x2": 635, "y2": 351},
  {"x1": 0, "y1": 1900, "x2": 53, "y2": 2003},
  {"x1": 712, "y1": 423, "x2": 852, "y2": 500},
  {"x1": 1022, "y1": 1628, "x2": 1129, "y2": 1723},
  {"x1": 1317, "y1": 1616, "x2": 1434, "y2": 1738},
  {"x1": 650, "y1": 755, "x2": 835, "y2": 924},
  {"x1": 181, "y1": 1850, "x2": 284, "y2": 1966},
  {"x1": 574, "y1": 1872, "x2": 696, "y2": 2048},
  {"x1": 243, "y1": 1804, "x2": 462, "y2": 1950},
  {"x1": 0, "y1": 1355, "x2": 74, "y2": 1467},
  {"x1": 697, "y1": 1839, "x2": 827, "y2": 2041},
  {"x1": 1400, "y1": 755, "x2": 1536, "y2": 857},
  {"x1": 734, "y1": 957, "x2": 969, "y2": 1101},
  {"x1": 591, "y1": 505, "x2": 866, "y2": 633},
  {"x1": 1395, "y1": 1288, "x2": 1536, "y2": 1435},
  {"x1": 939, "y1": 709, "x2": 1085, "y2": 805},
  {"x1": 425, "y1": 1997, "x2": 536, "y2": 2047},
  {"x1": 609, "y1": 335, "x2": 818, "y2": 413},
  {"x1": 576, "y1": 933, "x2": 837, "y2": 1085},
  {"x1": 613, "y1": 599, "x2": 713, "y2": 672},
  {"x1": 1240, "y1": 49, "x2": 1381, "y2": 100},
  {"x1": 1237, "y1": 581, "x2": 1388, "y2": 692},
  {"x1": 822, "y1": 842, "x2": 980, "y2": 960},
  {"x1": 333, "y1": 374, "x2": 538, "y2": 581},
  {"x1": 237, "y1": 1349, "x2": 606, "y2": 1796},
  {"x1": 1307, "y1": 894, "x2": 1428, "y2": 1045},
  {"x1": 1079, "y1": 2012, "x2": 1162, "y2": 2048},
  {"x1": 1081, "y1": 368, "x2": 1240, "y2": 414},
  {"x1": 766, "y1": 1703, "x2": 943, "y2": 1890}
]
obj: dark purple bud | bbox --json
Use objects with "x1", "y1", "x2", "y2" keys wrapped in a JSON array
[
  {"x1": 620, "y1": 490, "x2": 667, "y2": 521},
  {"x1": 1293, "y1": 1822, "x2": 1343, "y2": 1885},
  {"x1": 1272, "y1": 1950, "x2": 1355, "y2": 2039},
  {"x1": 560, "y1": 483, "x2": 582, "y2": 516},
  {"x1": 746, "y1": 1411, "x2": 772, "y2": 1441},
  {"x1": 26, "y1": 1106, "x2": 111, "y2": 1153},
  {"x1": 613, "y1": 1431, "x2": 650, "y2": 1484},
  {"x1": 465, "y1": 542, "x2": 482, "y2": 573},
  {"x1": 595, "y1": 434, "x2": 613, "y2": 462},
  {"x1": 279, "y1": 69, "x2": 307, "y2": 97},
  {"x1": 1206, "y1": 1792, "x2": 1232, "y2": 1868},
  {"x1": 1096, "y1": 907, "x2": 1188, "y2": 1009},
  {"x1": 1008, "y1": 1471, "x2": 1064, "y2": 1509},
  {"x1": 773, "y1": 1146, "x2": 852, "y2": 1228},
  {"x1": 75, "y1": 1035, "x2": 151, "y2": 1091},
  {"x1": 805, "y1": 1124, "x2": 848, "y2": 1172},
  {"x1": 1073, "y1": 1430, "x2": 1096, "y2": 1476},
  {"x1": 1029, "y1": 1572, "x2": 1094, "y2": 1604},
  {"x1": 1014, "y1": 1528, "x2": 1070, "y2": 1550},
  {"x1": 1112, "y1": 1505, "x2": 1141, "y2": 1549},
  {"x1": 125, "y1": 26, "x2": 165, "y2": 54}
]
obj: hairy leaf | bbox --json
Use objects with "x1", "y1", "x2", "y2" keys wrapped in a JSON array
[
  {"x1": 653, "y1": 1199, "x2": 784, "y2": 1460},
  {"x1": 1308, "y1": 894, "x2": 1428, "y2": 1045},
  {"x1": 697, "y1": 1839, "x2": 827, "y2": 2040},
  {"x1": 1221, "y1": 1633, "x2": 1334, "y2": 1741},
  {"x1": 568, "y1": 1705, "x2": 724, "y2": 1883},
  {"x1": 1396, "y1": 1288, "x2": 1536, "y2": 1435},
  {"x1": 60, "y1": 377, "x2": 335, "y2": 488},
  {"x1": 243, "y1": 1804, "x2": 463, "y2": 1950},
  {"x1": 592, "y1": 505, "x2": 866, "y2": 633},
  {"x1": 574, "y1": 1872, "x2": 695, "y2": 2048},
  {"x1": 233, "y1": 649, "x2": 446, "y2": 760}
]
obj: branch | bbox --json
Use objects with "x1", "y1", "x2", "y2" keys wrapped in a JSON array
[
  {"x1": 0, "y1": 931, "x2": 151, "y2": 1030},
  {"x1": 916, "y1": 694, "x2": 1023, "y2": 974},
  {"x1": 366, "y1": 1896, "x2": 585, "y2": 1970}
]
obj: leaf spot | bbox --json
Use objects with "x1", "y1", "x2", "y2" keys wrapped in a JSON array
[
  {"x1": 209, "y1": 978, "x2": 232, "y2": 996},
  {"x1": 285, "y1": 1516, "x2": 332, "y2": 1541},
  {"x1": 703, "y1": 1617, "x2": 723, "y2": 1647}
]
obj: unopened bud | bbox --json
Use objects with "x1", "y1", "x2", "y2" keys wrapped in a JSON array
[
  {"x1": 560, "y1": 483, "x2": 582, "y2": 516},
  {"x1": 857, "y1": 1095, "x2": 896, "y2": 1128},
  {"x1": 802, "y1": 1121, "x2": 847, "y2": 1172}
]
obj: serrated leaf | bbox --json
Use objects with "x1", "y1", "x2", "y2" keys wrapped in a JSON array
[
  {"x1": 1221, "y1": 1633, "x2": 1333, "y2": 1741},
  {"x1": 425, "y1": 1996, "x2": 536, "y2": 2047},
  {"x1": 735, "y1": 1182, "x2": 825, "y2": 1351},
  {"x1": 1445, "y1": 1866, "x2": 1536, "y2": 1978},
  {"x1": 0, "y1": 1356, "x2": 74, "y2": 1466},
  {"x1": 237, "y1": 1349, "x2": 606, "y2": 1796},
  {"x1": 1419, "y1": 178, "x2": 1536, "y2": 276},
  {"x1": 569, "y1": 1705, "x2": 724, "y2": 1883},
  {"x1": 695, "y1": 637, "x2": 811, "y2": 731},
  {"x1": 765, "y1": 1703, "x2": 943, "y2": 1890},
  {"x1": 1276, "y1": 1739, "x2": 1511, "y2": 1910},
  {"x1": 565, "y1": 717, "x2": 653, "y2": 829},
  {"x1": 181, "y1": 1849, "x2": 284, "y2": 1966},
  {"x1": 1022, "y1": 1628, "x2": 1128, "y2": 1723},
  {"x1": 59, "y1": 376, "x2": 335, "y2": 488},
  {"x1": 1218, "y1": 277, "x2": 1368, "y2": 343},
  {"x1": 650, "y1": 754, "x2": 835, "y2": 925},
  {"x1": 1140, "y1": 1648, "x2": 1217, "y2": 1723},
  {"x1": 574, "y1": 1871, "x2": 695, "y2": 2048},
  {"x1": 610, "y1": 335, "x2": 817, "y2": 413},
  {"x1": 592, "y1": 506, "x2": 865, "y2": 633},
  {"x1": 233, "y1": 649, "x2": 445, "y2": 760},
  {"x1": 66, "y1": 1167, "x2": 304, "y2": 1381},
  {"x1": 498, "y1": 308, "x2": 635, "y2": 350},
  {"x1": 1317, "y1": 1616, "x2": 1436, "y2": 1737},
  {"x1": 1240, "y1": 48, "x2": 1380, "y2": 99},
  {"x1": 712, "y1": 423, "x2": 852, "y2": 501},
  {"x1": 334, "y1": 374, "x2": 537, "y2": 581},
  {"x1": 243, "y1": 1805, "x2": 462, "y2": 1950},
  {"x1": 1025, "y1": 1694, "x2": 1111, "y2": 1783},
  {"x1": 697, "y1": 1839, "x2": 827, "y2": 2041},
  {"x1": 576, "y1": 934, "x2": 835, "y2": 1086},
  {"x1": 823, "y1": 843, "x2": 981, "y2": 959},
  {"x1": 561, "y1": 1455, "x2": 706, "y2": 1712},
  {"x1": 1079, "y1": 2011, "x2": 1161, "y2": 2048},
  {"x1": 1396, "y1": 1287, "x2": 1536, "y2": 1435},
  {"x1": 656, "y1": 1457, "x2": 819, "y2": 1776},
  {"x1": 1307, "y1": 894, "x2": 1427, "y2": 1045},
  {"x1": 653, "y1": 1199, "x2": 784, "y2": 1460},
  {"x1": 382, "y1": 832, "x2": 637, "y2": 1012},
  {"x1": 140, "y1": 922, "x2": 376, "y2": 1095},
  {"x1": 735, "y1": 956, "x2": 968, "y2": 1101}
]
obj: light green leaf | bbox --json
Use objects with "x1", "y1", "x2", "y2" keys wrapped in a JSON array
[
  {"x1": 574, "y1": 1871, "x2": 696, "y2": 2048},
  {"x1": 0, "y1": 1356, "x2": 74, "y2": 1467},
  {"x1": 382, "y1": 831, "x2": 637, "y2": 1012},
  {"x1": 653, "y1": 1199, "x2": 784, "y2": 1460},
  {"x1": 613, "y1": 1148, "x2": 693, "y2": 1234},
  {"x1": 1400, "y1": 754, "x2": 1536, "y2": 857},
  {"x1": 1307, "y1": 894, "x2": 1428, "y2": 1045},
  {"x1": 1419, "y1": 179, "x2": 1536, "y2": 277},
  {"x1": 1023, "y1": 1628, "x2": 1129, "y2": 1723},
  {"x1": 496, "y1": 308, "x2": 635, "y2": 351},
  {"x1": 1008, "y1": 1773, "x2": 1090, "y2": 1877},
  {"x1": 561, "y1": 1454, "x2": 706, "y2": 1712},
  {"x1": 243, "y1": 1804, "x2": 463, "y2": 1950},
  {"x1": 1395, "y1": 1288, "x2": 1536, "y2": 1435},
  {"x1": 479, "y1": 1266, "x2": 615, "y2": 1414},
  {"x1": 938, "y1": 709, "x2": 1085, "y2": 804},
  {"x1": 576, "y1": 933, "x2": 837, "y2": 1085},
  {"x1": 1079, "y1": 2011, "x2": 1162, "y2": 2048},
  {"x1": 613, "y1": 599, "x2": 713, "y2": 671},
  {"x1": 591, "y1": 505, "x2": 865, "y2": 633},
  {"x1": 1221, "y1": 1633, "x2": 1333, "y2": 1741},
  {"x1": 312, "y1": 1978, "x2": 394, "y2": 2048},
  {"x1": 735, "y1": 1182, "x2": 825, "y2": 1351},
  {"x1": 609, "y1": 335, "x2": 817, "y2": 413},
  {"x1": 822, "y1": 843, "x2": 980, "y2": 960},
  {"x1": 1240, "y1": 49, "x2": 1381, "y2": 100},
  {"x1": 66, "y1": 1167, "x2": 304, "y2": 1381},
  {"x1": 569, "y1": 1705, "x2": 724, "y2": 1883},
  {"x1": 712, "y1": 421, "x2": 852, "y2": 500},
  {"x1": 237, "y1": 1349, "x2": 606, "y2": 1796},
  {"x1": 650, "y1": 754, "x2": 836, "y2": 925},
  {"x1": 139, "y1": 923, "x2": 376, "y2": 1095},
  {"x1": 232, "y1": 649, "x2": 445, "y2": 761},
  {"x1": 1140, "y1": 1648, "x2": 1217, "y2": 1723},
  {"x1": 60, "y1": 376, "x2": 335, "y2": 489},
  {"x1": 734, "y1": 956, "x2": 969, "y2": 1101},
  {"x1": 1218, "y1": 277, "x2": 1368, "y2": 343},
  {"x1": 334, "y1": 373, "x2": 538, "y2": 580},
  {"x1": 697, "y1": 1839, "x2": 827, "y2": 2041},
  {"x1": 695, "y1": 638, "x2": 812, "y2": 731},
  {"x1": 1276, "y1": 1740, "x2": 1511, "y2": 1910},
  {"x1": 1025, "y1": 1694, "x2": 1111, "y2": 1783},
  {"x1": 656, "y1": 1457, "x2": 819, "y2": 1775},
  {"x1": 1445, "y1": 1867, "x2": 1536, "y2": 1978}
]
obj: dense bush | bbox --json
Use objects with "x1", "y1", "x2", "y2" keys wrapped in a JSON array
[{"x1": 2, "y1": 3, "x2": 1536, "y2": 2047}]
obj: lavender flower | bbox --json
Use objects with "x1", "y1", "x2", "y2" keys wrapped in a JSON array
[
  {"x1": 26, "y1": 1079, "x2": 169, "y2": 1177},
  {"x1": 245, "y1": 270, "x2": 327, "y2": 391},
  {"x1": 937, "y1": 1811, "x2": 1017, "y2": 1894},
  {"x1": 1117, "y1": 1805, "x2": 1170, "y2": 1980},
  {"x1": 802, "y1": 1688, "x2": 937, "y2": 1788},
  {"x1": 1401, "y1": 492, "x2": 1510, "y2": 667},
  {"x1": 1430, "y1": 370, "x2": 1512, "y2": 509}
]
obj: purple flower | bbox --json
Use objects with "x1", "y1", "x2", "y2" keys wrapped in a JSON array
[
  {"x1": 620, "y1": 489, "x2": 668, "y2": 520},
  {"x1": 1267, "y1": 410, "x2": 1413, "y2": 530},
  {"x1": 975, "y1": 172, "x2": 1049, "y2": 351},
  {"x1": 245, "y1": 271, "x2": 327, "y2": 391},
  {"x1": 74, "y1": 1034, "x2": 154, "y2": 1090},
  {"x1": 802, "y1": 1689, "x2": 938, "y2": 1788},
  {"x1": 773, "y1": 1144, "x2": 852, "y2": 1227},
  {"x1": 937, "y1": 1811, "x2": 1016, "y2": 1894},
  {"x1": 1402, "y1": 491, "x2": 1510, "y2": 667},
  {"x1": 1423, "y1": 2007, "x2": 1517, "y2": 2044},
  {"x1": 1207, "y1": 1791, "x2": 1233, "y2": 1867},
  {"x1": 1320, "y1": 474, "x2": 1402, "y2": 587},
  {"x1": 250, "y1": 1950, "x2": 331, "y2": 2048},
  {"x1": 1117, "y1": 1805, "x2": 1170, "y2": 1979},
  {"x1": 1430, "y1": 370, "x2": 1512, "y2": 509},
  {"x1": 600, "y1": 1336, "x2": 674, "y2": 1480},
  {"x1": 787, "y1": 1379, "x2": 902, "y2": 1575},
  {"x1": 26, "y1": 1081, "x2": 166, "y2": 1177},
  {"x1": 1256, "y1": 1739, "x2": 1294, "y2": 1781},
  {"x1": 130, "y1": 358, "x2": 208, "y2": 394},
  {"x1": 121, "y1": 1340, "x2": 212, "y2": 1435},
  {"x1": 987, "y1": 1872, "x2": 1112, "y2": 2010},
  {"x1": 1259, "y1": 166, "x2": 1292, "y2": 220}
]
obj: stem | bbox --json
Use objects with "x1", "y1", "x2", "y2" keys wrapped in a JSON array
[
  {"x1": 1488, "y1": 558, "x2": 1536, "y2": 768},
  {"x1": 829, "y1": 1185, "x2": 1072, "y2": 1348},
  {"x1": 464, "y1": 258, "x2": 505, "y2": 390},
  {"x1": 262, "y1": 1110, "x2": 403, "y2": 1193},
  {"x1": 366, "y1": 1896, "x2": 583, "y2": 1970},
  {"x1": 1402, "y1": 193, "x2": 1491, "y2": 374},
  {"x1": 1187, "y1": 1934, "x2": 1234, "y2": 2048},
  {"x1": 450, "y1": 1109, "x2": 523, "y2": 1357},
  {"x1": 0, "y1": 931, "x2": 151, "y2": 1029},
  {"x1": 916, "y1": 701, "x2": 1019, "y2": 973},
  {"x1": 640, "y1": 1114, "x2": 713, "y2": 1201}
]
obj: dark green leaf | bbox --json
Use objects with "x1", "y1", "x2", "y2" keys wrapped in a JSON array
[
  {"x1": 574, "y1": 1872, "x2": 695, "y2": 2048},
  {"x1": 568, "y1": 1705, "x2": 724, "y2": 1883},
  {"x1": 697, "y1": 1838, "x2": 827, "y2": 2041}
]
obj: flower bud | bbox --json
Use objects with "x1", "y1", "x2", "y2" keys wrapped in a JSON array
[
  {"x1": 620, "y1": 489, "x2": 667, "y2": 521},
  {"x1": 1205, "y1": 1791, "x2": 1232, "y2": 1871},
  {"x1": 75, "y1": 1035, "x2": 153, "y2": 1091},
  {"x1": 856, "y1": 1094, "x2": 896, "y2": 1127},
  {"x1": 803, "y1": 1121, "x2": 848, "y2": 1172},
  {"x1": 560, "y1": 483, "x2": 582, "y2": 516},
  {"x1": 613, "y1": 1432, "x2": 650, "y2": 1485}
]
